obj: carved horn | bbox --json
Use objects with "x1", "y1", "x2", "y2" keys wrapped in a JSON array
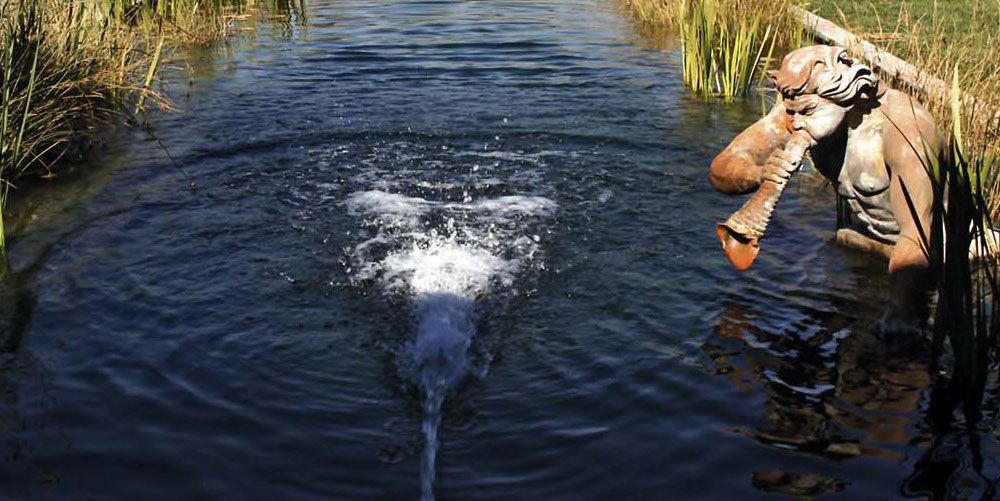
[{"x1": 716, "y1": 131, "x2": 812, "y2": 270}]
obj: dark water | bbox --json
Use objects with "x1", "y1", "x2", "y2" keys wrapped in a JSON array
[{"x1": 2, "y1": 0, "x2": 999, "y2": 498}]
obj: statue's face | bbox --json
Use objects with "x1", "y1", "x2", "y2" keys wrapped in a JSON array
[{"x1": 784, "y1": 94, "x2": 848, "y2": 142}]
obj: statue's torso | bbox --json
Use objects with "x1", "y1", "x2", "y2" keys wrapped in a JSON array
[{"x1": 813, "y1": 113, "x2": 900, "y2": 243}]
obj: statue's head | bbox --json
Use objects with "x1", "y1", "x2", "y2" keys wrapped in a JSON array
[{"x1": 769, "y1": 45, "x2": 881, "y2": 141}]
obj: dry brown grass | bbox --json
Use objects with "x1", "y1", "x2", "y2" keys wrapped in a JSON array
[
  {"x1": 618, "y1": 0, "x2": 680, "y2": 25},
  {"x1": 0, "y1": 0, "x2": 273, "y2": 247},
  {"x1": 619, "y1": 0, "x2": 804, "y2": 51},
  {"x1": 0, "y1": 0, "x2": 258, "y2": 182}
]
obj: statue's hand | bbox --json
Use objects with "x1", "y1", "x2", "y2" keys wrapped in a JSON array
[{"x1": 760, "y1": 148, "x2": 800, "y2": 186}]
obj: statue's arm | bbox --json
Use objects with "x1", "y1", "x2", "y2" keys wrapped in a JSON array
[
  {"x1": 882, "y1": 104, "x2": 941, "y2": 325},
  {"x1": 882, "y1": 99, "x2": 941, "y2": 271},
  {"x1": 709, "y1": 101, "x2": 791, "y2": 195}
]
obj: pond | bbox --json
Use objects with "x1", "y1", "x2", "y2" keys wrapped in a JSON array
[{"x1": 1, "y1": 0, "x2": 999, "y2": 498}]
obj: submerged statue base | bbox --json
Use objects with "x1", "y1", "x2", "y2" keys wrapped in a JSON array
[{"x1": 835, "y1": 228, "x2": 893, "y2": 258}]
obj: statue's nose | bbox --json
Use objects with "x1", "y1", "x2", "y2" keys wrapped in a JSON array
[
  {"x1": 785, "y1": 116, "x2": 800, "y2": 134},
  {"x1": 790, "y1": 116, "x2": 805, "y2": 132}
]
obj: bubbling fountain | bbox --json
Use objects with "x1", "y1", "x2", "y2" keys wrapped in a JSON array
[{"x1": 330, "y1": 140, "x2": 558, "y2": 499}]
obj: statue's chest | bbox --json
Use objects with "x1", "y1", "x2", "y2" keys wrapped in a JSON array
[{"x1": 837, "y1": 125, "x2": 891, "y2": 197}]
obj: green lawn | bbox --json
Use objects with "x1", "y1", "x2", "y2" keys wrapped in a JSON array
[{"x1": 808, "y1": 0, "x2": 1000, "y2": 60}]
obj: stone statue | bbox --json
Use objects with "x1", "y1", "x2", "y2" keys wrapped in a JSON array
[{"x1": 710, "y1": 45, "x2": 943, "y2": 331}]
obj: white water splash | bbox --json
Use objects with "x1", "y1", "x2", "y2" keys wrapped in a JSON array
[{"x1": 327, "y1": 142, "x2": 558, "y2": 500}]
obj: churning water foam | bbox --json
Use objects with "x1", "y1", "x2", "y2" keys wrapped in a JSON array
[{"x1": 329, "y1": 142, "x2": 557, "y2": 500}]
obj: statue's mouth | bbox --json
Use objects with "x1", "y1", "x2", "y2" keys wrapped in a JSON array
[{"x1": 716, "y1": 223, "x2": 761, "y2": 271}]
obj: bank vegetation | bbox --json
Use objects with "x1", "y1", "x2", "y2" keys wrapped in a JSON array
[{"x1": 0, "y1": 0, "x2": 279, "y2": 248}]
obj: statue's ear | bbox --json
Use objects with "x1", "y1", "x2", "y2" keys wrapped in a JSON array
[
  {"x1": 873, "y1": 75, "x2": 887, "y2": 98},
  {"x1": 766, "y1": 69, "x2": 778, "y2": 82}
]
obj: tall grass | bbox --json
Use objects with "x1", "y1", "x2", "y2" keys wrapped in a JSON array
[
  {"x1": 620, "y1": 0, "x2": 680, "y2": 25},
  {"x1": 621, "y1": 0, "x2": 799, "y2": 99},
  {"x1": 679, "y1": 0, "x2": 777, "y2": 99},
  {"x1": 0, "y1": 0, "x2": 259, "y2": 251},
  {"x1": 896, "y1": 43, "x2": 1000, "y2": 220},
  {"x1": 679, "y1": 0, "x2": 715, "y2": 95}
]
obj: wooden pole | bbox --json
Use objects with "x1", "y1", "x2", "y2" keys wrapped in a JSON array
[{"x1": 793, "y1": 6, "x2": 1000, "y2": 129}]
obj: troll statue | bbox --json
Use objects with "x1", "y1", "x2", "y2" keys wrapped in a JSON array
[{"x1": 710, "y1": 45, "x2": 942, "y2": 331}]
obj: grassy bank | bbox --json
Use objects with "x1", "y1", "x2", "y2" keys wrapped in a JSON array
[
  {"x1": 810, "y1": 0, "x2": 1000, "y2": 63},
  {"x1": 0, "y1": 0, "x2": 264, "y2": 248}
]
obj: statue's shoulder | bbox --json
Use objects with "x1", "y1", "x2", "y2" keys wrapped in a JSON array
[
  {"x1": 873, "y1": 88, "x2": 944, "y2": 159},
  {"x1": 878, "y1": 88, "x2": 934, "y2": 118}
]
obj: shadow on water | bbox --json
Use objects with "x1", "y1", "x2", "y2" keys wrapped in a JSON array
[
  {"x1": 0, "y1": 256, "x2": 36, "y2": 355},
  {"x1": 0, "y1": 253, "x2": 39, "y2": 472},
  {"x1": 901, "y1": 362, "x2": 1000, "y2": 499}
]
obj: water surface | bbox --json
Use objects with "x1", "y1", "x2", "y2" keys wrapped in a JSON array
[{"x1": 2, "y1": 0, "x2": 999, "y2": 498}]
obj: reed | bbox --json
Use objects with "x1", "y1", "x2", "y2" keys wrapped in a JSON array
[
  {"x1": 0, "y1": 0, "x2": 259, "y2": 251},
  {"x1": 621, "y1": 0, "x2": 802, "y2": 48},
  {"x1": 620, "y1": 0, "x2": 680, "y2": 25},
  {"x1": 679, "y1": 0, "x2": 715, "y2": 95},
  {"x1": 716, "y1": 10, "x2": 775, "y2": 98},
  {"x1": 622, "y1": 0, "x2": 798, "y2": 99},
  {"x1": 899, "y1": 70, "x2": 1000, "y2": 413},
  {"x1": 678, "y1": 0, "x2": 779, "y2": 99}
]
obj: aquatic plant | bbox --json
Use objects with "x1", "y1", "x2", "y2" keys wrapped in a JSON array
[
  {"x1": 621, "y1": 0, "x2": 802, "y2": 50},
  {"x1": 678, "y1": 0, "x2": 715, "y2": 95},
  {"x1": 678, "y1": 0, "x2": 777, "y2": 99},
  {"x1": 0, "y1": 0, "x2": 266, "y2": 250},
  {"x1": 898, "y1": 69, "x2": 1000, "y2": 415},
  {"x1": 716, "y1": 9, "x2": 775, "y2": 98}
]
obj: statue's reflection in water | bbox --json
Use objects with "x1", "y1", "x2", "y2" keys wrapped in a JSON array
[
  {"x1": 706, "y1": 298, "x2": 1000, "y2": 498},
  {"x1": 707, "y1": 300, "x2": 931, "y2": 457}
]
